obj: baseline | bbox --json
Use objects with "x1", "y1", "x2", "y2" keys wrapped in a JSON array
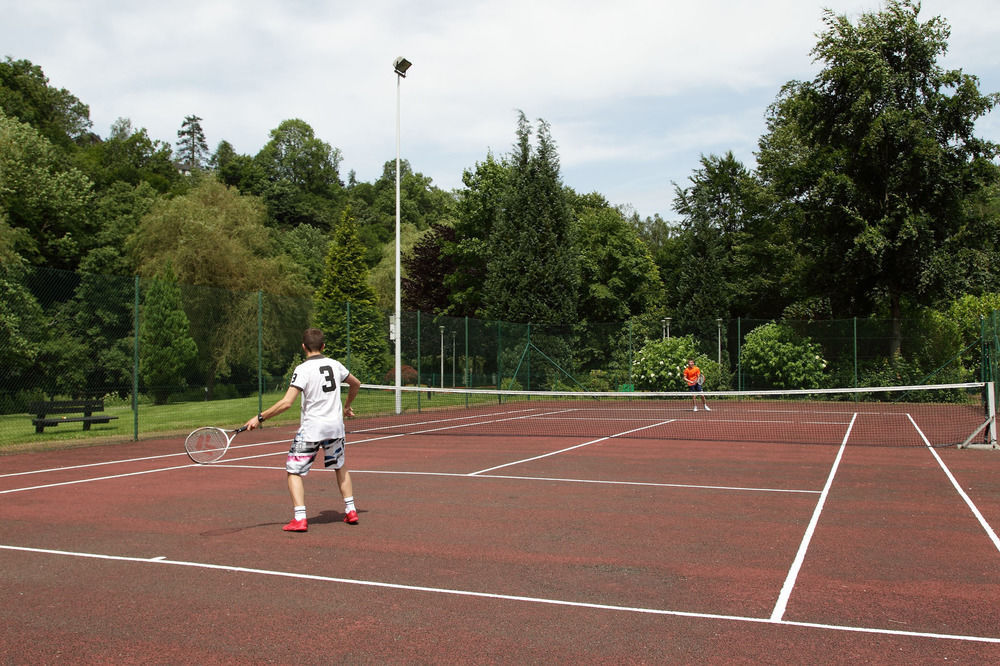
[{"x1": 1, "y1": 543, "x2": 997, "y2": 645}]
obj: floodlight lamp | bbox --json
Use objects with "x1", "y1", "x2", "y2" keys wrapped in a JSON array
[{"x1": 393, "y1": 57, "x2": 412, "y2": 77}]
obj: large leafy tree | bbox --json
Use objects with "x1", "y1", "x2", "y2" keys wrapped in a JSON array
[
  {"x1": 574, "y1": 201, "x2": 662, "y2": 325},
  {"x1": 483, "y1": 113, "x2": 578, "y2": 326},
  {"x1": 444, "y1": 152, "x2": 509, "y2": 317},
  {"x1": 0, "y1": 110, "x2": 95, "y2": 269},
  {"x1": 757, "y1": 0, "x2": 1000, "y2": 354},
  {"x1": 253, "y1": 118, "x2": 346, "y2": 229},
  {"x1": 0, "y1": 57, "x2": 93, "y2": 150},
  {"x1": 0, "y1": 259, "x2": 47, "y2": 404},
  {"x1": 347, "y1": 159, "x2": 456, "y2": 267},
  {"x1": 672, "y1": 152, "x2": 785, "y2": 322},
  {"x1": 77, "y1": 118, "x2": 180, "y2": 193},
  {"x1": 128, "y1": 178, "x2": 309, "y2": 395}
]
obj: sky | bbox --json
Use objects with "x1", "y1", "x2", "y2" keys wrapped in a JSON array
[{"x1": 2, "y1": 0, "x2": 998, "y2": 220}]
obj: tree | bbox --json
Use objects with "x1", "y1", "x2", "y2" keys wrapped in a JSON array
[
  {"x1": 77, "y1": 118, "x2": 181, "y2": 193},
  {"x1": 757, "y1": 0, "x2": 1000, "y2": 355},
  {"x1": 401, "y1": 222, "x2": 456, "y2": 314},
  {"x1": 483, "y1": 113, "x2": 578, "y2": 326},
  {"x1": 0, "y1": 110, "x2": 95, "y2": 269},
  {"x1": 0, "y1": 259, "x2": 47, "y2": 406},
  {"x1": 128, "y1": 178, "x2": 310, "y2": 395},
  {"x1": 139, "y1": 267, "x2": 198, "y2": 404},
  {"x1": 444, "y1": 152, "x2": 509, "y2": 317},
  {"x1": 176, "y1": 115, "x2": 209, "y2": 172},
  {"x1": 0, "y1": 57, "x2": 93, "y2": 150},
  {"x1": 254, "y1": 118, "x2": 346, "y2": 229},
  {"x1": 672, "y1": 152, "x2": 786, "y2": 322},
  {"x1": 347, "y1": 159, "x2": 456, "y2": 268},
  {"x1": 313, "y1": 208, "x2": 388, "y2": 382}
]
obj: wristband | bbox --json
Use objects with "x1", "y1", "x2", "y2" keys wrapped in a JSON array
[{"x1": 257, "y1": 412, "x2": 265, "y2": 423}]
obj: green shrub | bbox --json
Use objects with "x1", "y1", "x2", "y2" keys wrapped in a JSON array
[{"x1": 741, "y1": 322, "x2": 827, "y2": 389}]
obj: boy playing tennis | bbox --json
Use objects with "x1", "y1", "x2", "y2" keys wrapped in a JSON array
[
  {"x1": 244, "y1": 328, "x2": 361, "y2": 532},
  {"x1": 683, "y1": 359, "x2": 710, "y2": 412}
]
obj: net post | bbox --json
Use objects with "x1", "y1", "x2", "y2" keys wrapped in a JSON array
[{"x1": 988, "y1": 381, "x2": 998, "y2": 447}]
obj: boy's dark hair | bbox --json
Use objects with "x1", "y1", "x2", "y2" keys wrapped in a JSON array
[{"x1": 303, "y1": 328, "x2": 325, "y2": 352}]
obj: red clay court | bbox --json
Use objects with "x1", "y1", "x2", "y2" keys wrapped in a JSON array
[{"x1": 2, "y1": 396, "x2": 1000, "y2": 663}]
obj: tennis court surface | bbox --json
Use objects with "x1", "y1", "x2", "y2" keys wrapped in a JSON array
[{"x1": 2, "y1": 390, "x2": 1000, "y2": 662}]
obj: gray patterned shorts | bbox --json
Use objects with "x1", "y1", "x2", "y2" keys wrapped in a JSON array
[{"x1": 285, "y1": 432, "x2": 346, "y2": 475}]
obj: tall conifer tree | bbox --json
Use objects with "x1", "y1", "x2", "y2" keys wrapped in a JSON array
[
  {"x1": 484, "y1": 112, "x2": 578, "y2": 326},
  {"x1": 313, "y1": 207, "x2": 387, "y2": 380}
]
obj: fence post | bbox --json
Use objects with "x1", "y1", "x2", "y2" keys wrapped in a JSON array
[
  {"x1": 737, "y1": 318, "x2": 742, "y2": 391},
  {"x1": 133, "y1": 275, "x2": 140, "y2": 441},
  {"x1": 464, "y1": 316, "x2": 469, "y2": 408},
  {"x1": 527, "y1": 323, "x2": 531, "y2": 391},
  {"x1": 853, "y1": 316, "x2": 858, "y2": 388},
  {"x1": 416, "y1": 310, "x2": 421, "y2": 410},
  {"x1": 497, "y1": 321, "x2": 502, "y2": 391},
  {"x1": 257, "y1": 290, "x2": 263, "y2": 412}
]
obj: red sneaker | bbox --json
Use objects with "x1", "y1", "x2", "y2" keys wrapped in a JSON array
[
  {"x1": 282, "y1": 518, "x2": 308, "y2": 532},
  {"x1": 343, "y1": 510, "x2": 359, "y2": 525}
]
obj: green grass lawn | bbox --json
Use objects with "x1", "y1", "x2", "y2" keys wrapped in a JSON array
[{"x1": 0, "y1": 387, "x2": 499, "y2": 454}]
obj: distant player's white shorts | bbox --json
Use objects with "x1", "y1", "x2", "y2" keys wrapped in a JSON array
[{"x1": 285, "y1": 432, "x2": 346, "y2": 475}]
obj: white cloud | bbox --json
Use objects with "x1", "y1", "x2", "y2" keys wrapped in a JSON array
[{"x1": 2, "y1": 0, "x2": 997, "y2": 217}]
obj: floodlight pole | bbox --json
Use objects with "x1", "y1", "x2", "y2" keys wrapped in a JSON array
[
  {"x1": 716, "y1": 318, "x2": 723, "y2": 366},
  {"x1": 393, "y1": 56, "x2": 411, "y2": 414}
]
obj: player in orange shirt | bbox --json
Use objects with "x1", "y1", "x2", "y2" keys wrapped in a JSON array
[{"x1": 682, "y1": 359, "x2": 710, "y2": 412}]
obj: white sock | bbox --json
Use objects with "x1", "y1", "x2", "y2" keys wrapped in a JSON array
[
  {"x1": 294, "y1": 505, "x2": 306, "y2": 521},
  {"x1": 344, "y1": 496, "x2": 356, "y2": 512}
]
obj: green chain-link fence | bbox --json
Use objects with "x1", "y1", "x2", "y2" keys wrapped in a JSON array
[{"x1": 2, "y1": 263, "x2": 997, "y2": 447}]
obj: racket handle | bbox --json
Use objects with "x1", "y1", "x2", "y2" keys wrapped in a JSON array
[{"x1": 235, "y1": 425, "x2": 248, "y2": 434}]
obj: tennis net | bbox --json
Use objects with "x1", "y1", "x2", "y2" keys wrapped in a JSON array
[{"x1": 346, "y1": 382, "x2": 996, "y2": 448}]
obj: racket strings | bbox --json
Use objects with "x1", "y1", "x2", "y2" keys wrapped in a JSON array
[{"x1": 185, "y1": 428, "x2": 229, "y2": 464}]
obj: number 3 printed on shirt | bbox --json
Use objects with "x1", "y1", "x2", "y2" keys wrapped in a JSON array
[{"x1": 319, "y1": 365, "x2": 336, "y2": 392}]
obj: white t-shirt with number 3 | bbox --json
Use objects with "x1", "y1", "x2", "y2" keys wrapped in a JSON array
[{"x1": 290, "y1": 355, "x2": 350, "y2": 442}]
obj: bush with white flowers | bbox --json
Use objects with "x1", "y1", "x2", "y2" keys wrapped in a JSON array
[{"x1": 631, "y1": 335, "x2": 720, "y2": 391}]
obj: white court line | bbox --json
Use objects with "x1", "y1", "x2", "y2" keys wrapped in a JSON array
[
  {"x1": 468, "y1": 419, "x2": 678, "y2": 475},
  {"x1": 0, "y1": 439, "x2": 290, "y2": 479},
  {"x1": 351, "y1": 405, "x2": 544, "y2": 434},
  {"x1": 219, "y1": 465, "x2": 822, "y2": 495},
  {"x1": 0, "y1": 543, "x2": 997, "y2": 644},
  {"x1": 770, "y1": 412, "x2": 856, "y2": 622},
  {"x1": 907, "y1": 414, "x2": 1000, "y2": 554}
]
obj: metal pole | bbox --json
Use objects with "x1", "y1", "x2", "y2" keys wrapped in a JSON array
[
  {"x1": 133, "y1": 275, "x2": 140, "y2": 441},
  {"x1": 452, "y1": 331, "x2": 456, "y2": 387},
  {"x1": 394, "y1": 66, "x2": 403, "y2": 414},
  {"x1": 717, "y1": 318, "x2": 723, "y2": 366},
  {"x1": 666, "y1": 317, "x2": 671, "y2": 339},
  {"x1": 440, "y1": 325, "x2": 445, "y2": 388},
  {"x1": 258, "y1": 290, "x2": 263, "y2": 412}
]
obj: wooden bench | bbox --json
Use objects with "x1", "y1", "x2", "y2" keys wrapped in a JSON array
[{"x1": 29, "y1": 399, "x2": 119, "y2": 434}]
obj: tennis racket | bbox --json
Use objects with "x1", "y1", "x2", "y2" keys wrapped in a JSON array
[
  {"x1": 184, "y1": 426, "x2": 247, "y2": 464},
  {"x1": 697, "y1": 373, "x2": 705, "y2": 387}
]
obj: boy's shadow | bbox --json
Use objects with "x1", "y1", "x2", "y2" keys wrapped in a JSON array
[{"x1": 312, "y1": 509, "x2": 364, "y2": 524}]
